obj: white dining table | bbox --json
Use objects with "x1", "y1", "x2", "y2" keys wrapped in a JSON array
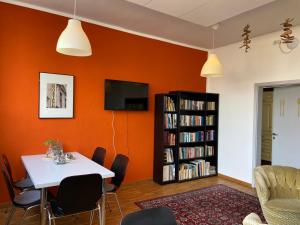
[{"x1": 21, "y1": 152, "x2": 115, "y2": 225}]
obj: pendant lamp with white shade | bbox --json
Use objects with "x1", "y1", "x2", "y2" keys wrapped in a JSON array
[
  {"x1": 56, "y1": 0, "x2": 92, "y2": 57},
  {"x1": 201, "y1": 24, "x2": 223, "y2": 77}
]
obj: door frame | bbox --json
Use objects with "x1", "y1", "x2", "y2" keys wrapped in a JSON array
[{"x1": 252, "y1": 79, "x2": 300, "y2": 186}]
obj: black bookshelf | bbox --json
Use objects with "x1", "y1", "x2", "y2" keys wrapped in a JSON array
[{"x1": 153, "y1": 91, "x2": 219, "y2": 184}]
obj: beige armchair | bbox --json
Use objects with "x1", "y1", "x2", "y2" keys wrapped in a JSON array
[{"x1": 254, "y1": 165, "x2": 300, "y2": 225}]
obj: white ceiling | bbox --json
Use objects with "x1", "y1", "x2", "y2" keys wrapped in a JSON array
[
  {"x1": 2, "y1": 0, "x2": 300, "y2": 49},
  {"x1": 126, "y1": 0, "x2": 275, "y2": 27}
]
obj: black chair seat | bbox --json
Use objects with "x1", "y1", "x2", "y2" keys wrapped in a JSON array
[
  {"x1": 13, "y1": 190, "x2": 40, "y2": 208},
  {"x1": 14, "y1": 177, "x2": 34, "y2": 189},
  {"x1": 121, "y1": 207, "x2": 177, "y2": 225},
  {"x1": 105, "y1": 183, "x2": 117, "y2": 192}
]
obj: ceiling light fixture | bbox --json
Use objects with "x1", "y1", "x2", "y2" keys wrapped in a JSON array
[
  {"x1": 56, "y1": 0, "x2": 92, "y2": 57},
  {"x1": 201, "y1": 24, "x2": 223, "y2": 78}
]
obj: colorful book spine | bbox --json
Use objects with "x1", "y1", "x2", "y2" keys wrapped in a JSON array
[
  {"x1": 179, "y1": 131, "x2": 204, "y2": 143},
  {"x1": 179, "y1": 146, "x2": 205, "y2": 159},
  {"x1": 179, "y1": 99, "x2": 205, "y2": 110},
  {"x1": 178, "y1": 160, "x2": 216, "y2": 180},
  {"x1": 164, "y1": 132, "x2": 176, "y2": 146},
  {"x1": 164, "y1": 96, "x2": 176, "y2": 111},
  {"x1": 180, "y1": 115, "x2": 204, "y2": 126},
  {"x1": 164, "y1": 113, "x2": 177, "y2": 129}
]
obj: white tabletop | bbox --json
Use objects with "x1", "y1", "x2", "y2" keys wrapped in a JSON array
[{"x1": 21, "y1": 152, "x2": 115, "y2": 189}]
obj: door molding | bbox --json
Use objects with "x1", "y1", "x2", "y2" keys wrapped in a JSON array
[{"x1": 253, "y1": 79, "x2": 300, "y2": 187}]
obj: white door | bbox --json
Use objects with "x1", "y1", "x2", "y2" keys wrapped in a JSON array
[{"x1": 272, "y1": 86, "x2": 300, "y2": 168}]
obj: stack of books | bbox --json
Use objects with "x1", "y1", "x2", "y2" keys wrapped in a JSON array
[
  {"x1": 206, "y1": 115, "x2": 214, "y2": 126},
  {"x1": 179, "y1": 146, "x2": 204, "y2": 159},
  {"x1": 179, "y1": 160, "x2": 214, "y2": 180},
  {"x1": 206, "y1": 130, "x2": 215, "y2": 141},
  {"x1": 179, "y1": 131, "x2": 204, "y2": 143},
  {"x1": 207, "y1": 101, "x2": 216, "y2": 110},
  {"x1": 180, "y1": 99, "x2": 205, "y2": 110},
  {"x1": 163, "y1": 164, "x2": 175, "y2": 182},
  {"x1": 164, "y1": 113, "x2": 177, "y2": 129},
  {"x1": 205, "y1": 145, "x2": 214, "y2": 156},
  {"x1": 164, "y1": 132, "x2": 176, "y2": 146},
  {"x1": 163, "y1": 148, "x2": 174, "y2": 163},
  {"x1": 180, "y1": 115, "x2": 204, "y2": 126},
  {"x1": 164, "y1": 96, "x2": 176, "y2": 111}
]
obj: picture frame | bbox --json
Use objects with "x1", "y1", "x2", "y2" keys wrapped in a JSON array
[{"x1": 39, "y1": 72, "x2": 74, "y2": 118}]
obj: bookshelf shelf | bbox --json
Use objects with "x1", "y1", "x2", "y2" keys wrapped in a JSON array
[{"x1": 153, "y1": 91, "x2": 219, "y2": 185}]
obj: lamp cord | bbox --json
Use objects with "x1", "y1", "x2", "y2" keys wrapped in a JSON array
[
  {"x1": 112, "y1": 111, "x2": 117, "y2": 158},
  {"x1": 73, "y1": 0, "x2": 77, "y2": 19}
]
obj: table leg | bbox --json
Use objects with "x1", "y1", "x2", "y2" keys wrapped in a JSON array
[
  {"x1": 101, "y1": 179, "x2": 106, "y2": 225},
  {"x1": 40, "y1": 188, "x2": 47, "y2": 225}
]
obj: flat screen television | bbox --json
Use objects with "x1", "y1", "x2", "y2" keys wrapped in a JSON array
[{"x1": 104, "y1": 79, "x2": 149, "y2": 111}]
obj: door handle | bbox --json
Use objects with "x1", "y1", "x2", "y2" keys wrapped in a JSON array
[{"x1": 272, "y1": 133, "x2": 278, "y2": 136}]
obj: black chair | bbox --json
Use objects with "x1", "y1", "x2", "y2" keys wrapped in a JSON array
[
  {"x1": 46, "y1": 174, "x2": 103, "y2": 225},
  {"x1": 1, "y1": 154, "x2": 34, "y2": 190},
  {"x1": 92, "y1": 147, "x2": 106, "y2": 166},
  {"x1": 1, "y1": 165, "x2": 40, "y2": 225},
  {"x1": 121, "y1": 207, "x2": 177, "y2": 225},
  {"x1": 105, "y1": 154, "x2": 129, "y2": 216}
]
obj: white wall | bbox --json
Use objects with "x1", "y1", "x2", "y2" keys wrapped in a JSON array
[
  {"x1": 207, "y1": 26, "x2": 300, "y2": 184},
  {"x1": 272, "y1": 86, "x2": 300, "y2": 168}
]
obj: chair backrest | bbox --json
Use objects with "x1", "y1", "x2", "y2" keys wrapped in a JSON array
[
  {"x1": 111, "y1": 154, "x2": 129, "y2": 188},
  {"x1": 254, "y1": 165, "x2": 300, "y2": 200},
  {"x1": 1, "y1": 154, "x2": 13, "y2": 182},
  {"x1": 56, "y1": 174, "x2": 103, "y2": 214},
  {"x1": 121, "y1": 207, "x2": 177, "y2": 225},
  {"x1": 1, "y1": 164, "x2": 15, "y2": 202},
  {"x1": 92, "y1": 147, "x2": 106, "y2": 166}
]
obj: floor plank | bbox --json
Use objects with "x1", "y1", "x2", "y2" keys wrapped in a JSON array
[{"x1": 0, "y1": 176, "x2": 255, "y2": 225}]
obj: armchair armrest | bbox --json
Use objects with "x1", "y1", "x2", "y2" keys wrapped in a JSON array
[
  {"x1": 243, "y1": 213, "x2": 267, "y2": 225},
  {"x1": 254, "y1": 169, "x2": 270, "y2": 204}
]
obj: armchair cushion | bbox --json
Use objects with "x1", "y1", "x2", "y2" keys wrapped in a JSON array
[
  {"x1": 254, "y1": 165, "x2": 300, "y2": 225},
  {"x1": 265, "y1": 199, "x2": 300, "y2": 213}
]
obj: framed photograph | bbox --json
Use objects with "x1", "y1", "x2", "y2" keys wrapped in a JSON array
[{"x1": 39, "y1": 72, "x2": 74, "y2": 118}]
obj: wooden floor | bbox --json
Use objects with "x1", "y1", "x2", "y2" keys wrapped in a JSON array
[{"x1": 0, "y1": 176, "x2": 255, "y2": 225}]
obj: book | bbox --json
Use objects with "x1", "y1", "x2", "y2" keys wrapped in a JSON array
[
  {"x1": 164, "y1": 113, "x2": 177, "y2": 129},
  {"x1": 207, "y1": 101, "x2": 216, "y2": 110},
  {"x1": 179, "y1": 146, "x2": 205, "y2": 159},
  {"x1": 206, "y1": 130, "x2": 215, "y2": 141},
  {"x1": 179, "y1": 131, "x2": 204, "y2": 143},
  {"x1": 163, "y1": 148, "x2": 174, "y2": 163},
  {"x1": 179, "y1": 160, "x2": 215, "y2": 180},
  {"x1": 180, "y1": 115, "x2": 204, "y2": 126},
  {"x1": 164, "y1": 96, "x2": 176, "y2": 111},
  {"x1": 164, "y1": 132, "x2": 176, "y2": 146},
  {"x1": 180, "y1": 99, "x2": 205, "y2": 110},
  {"x1": 163, "y1": 164, "x2": 175, "y2": 182},
  {"x1": 206, "y1": 115, "x2": 214, "y2": 126}
]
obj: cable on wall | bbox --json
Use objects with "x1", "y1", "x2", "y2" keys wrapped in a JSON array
[{"x1": 111, "y1": 111, "x2": 117, "y2": 158}]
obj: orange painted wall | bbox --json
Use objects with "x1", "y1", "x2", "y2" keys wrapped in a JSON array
[{"x1": 0, "y1": 2, "x2": 207, "y2": 202}]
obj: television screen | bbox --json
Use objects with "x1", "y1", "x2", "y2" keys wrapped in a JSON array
[{"x1": 104, "y1": 79, "x2": 149, "y2": 111}]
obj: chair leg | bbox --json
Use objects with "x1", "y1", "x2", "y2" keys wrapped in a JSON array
[
  {"x1": 5, "y1": 206, "x2": 16, "y2": 225},
  {"x1": 97, "y1": 204, "x2": 101, "y2": 225},
  {"x1": 90, "y1": 210, "x2": 95, "y2": 225},
  {"x1": 114, "y1": 193, "x2": 123, "y2": 217}
]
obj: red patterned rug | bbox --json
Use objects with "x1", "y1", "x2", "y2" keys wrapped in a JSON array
[{"x1": 136, "y1": 184, "x2": 264, "y2": 225}]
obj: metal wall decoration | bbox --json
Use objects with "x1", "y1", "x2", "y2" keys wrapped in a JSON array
[
  {"x1": 240, "y1": 24, "x2": 251, "y2": 52},
  {"x1": 280, "y1": 18, "x2": 294, "y2": 44}
]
